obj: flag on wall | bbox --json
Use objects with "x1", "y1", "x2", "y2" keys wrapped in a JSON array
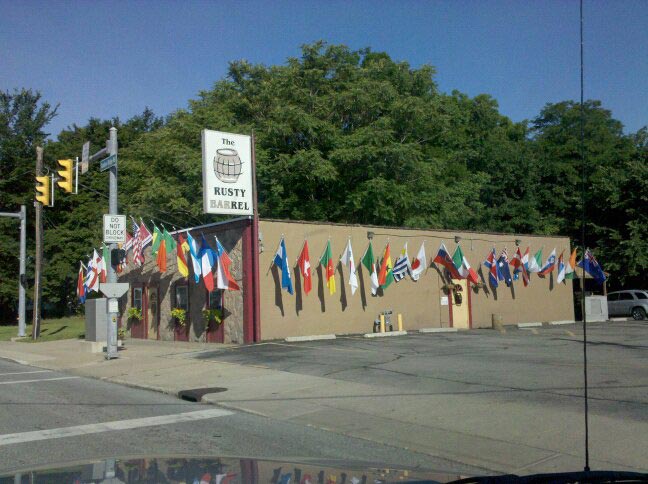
[
  {"x1": 361, "y1": 242, "x2": 379, "y2": 296},
  {"x1": 139, "y1": 219, "x2": 153, "y2": 248},
  {"x1": 163, "y1": 228, "x2": 177, "y2": 252},
  {"x1": 156, "y1": 236, "x2": 167, "y2": 272},
  {"x1": 410, "y1": 242, "x2": 426, "y2": 281},
  {"x1": 538, "y1": 249, "x2": 557, "y2": 276},
  {"x1": 340, "y1": 239, "x2": 358, "y2": 295},
  {"x1": 297, "y1": 240, "x2": 312, "y2": 295},
  {"x1": 177, "y1": 233, "x2": 189, "y2": 278},
  {"x1": 131, "y1": 218, "x2": 143, "y2": 267},
  {"x1": 577, "y1": 249, "x2": 606, "y2": 285},
  {"x1": 392, "y1": 243, "x2": 410, "y2": 282},
  {"x1": 565, "y1": 248, "x2": 577, "y2": 280},
  {"x1": 273, "y1": 238, "x2": 294, "y2": 295},
  {"x1": 187, "y1": 233, "x2": 202, "y2": 283},
  {"x1": 452, "y1": 245, "x2": 479, "y2": 284},
  {"x1": 556, "y1": 251, "x2": 566, "y2": 283},
  {"x1": 320, "y1": 240, "x2": 336, "y2": 295},
  {"x1": 484, "y1": 249, "x2": 499, "y2": 287},
  {"x1": 151, "y1": 224, "x2": 162, "y2": 256},
  {"x1": 77, "y1": 262, "x2": 86, "y2": 303},
  {"x1": 527, "y1": 248, "x2": 542, "y2": 273},
  {"x1": 199, "y1": 235, "x2": 215, "y2": 292},
  {"x1": 215, "y1": 237, "x2": 240, "y2": 290},
  {"x1": 85, "y1": 252, "x2": 100, "y2": 293},
  {"x1": 511, "y1": 246, "x2": 529, "y2": 286},
  {"x1": 378, "y1": 243, "x2": 394, "y2": 289},
  {"x1": 99, "y1": 245, "x2": 109, "y2": 283},
  {"x1": 433, "y1": 243, "x2": 462, "y2": 279},
  {"x1": 498, "y1": 248, "x2": 513, "y2": 286}
]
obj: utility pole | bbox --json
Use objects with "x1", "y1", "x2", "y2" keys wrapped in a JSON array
[
  {"x1": 33, "y1": 146, "x2": 44, "y2": 339},
  {"x1": 0, "y1": 205, "x2": 27, "y2": 337},
  {"x1": 106, "y1": 127, "x2": 119, "y2": 359}
]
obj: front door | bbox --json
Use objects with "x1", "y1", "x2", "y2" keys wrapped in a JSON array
[
  {"x1": 450, "y1": 279, "x2": 471, "y2": 329},
  {"x1": 147, "y1": 286, "x2": 159, "y2": 340},
  {"x1": 130, "y1": 286, "x2": 147, "y2": 339}
]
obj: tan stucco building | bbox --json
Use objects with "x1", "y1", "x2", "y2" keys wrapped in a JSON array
[{"x1": 118, "y1": 218, "x2": 574, "y2": 344}]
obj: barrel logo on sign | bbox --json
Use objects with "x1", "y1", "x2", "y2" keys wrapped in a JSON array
[{"x1": 214, "y1": 148, "x2": 242, "y2": 183}]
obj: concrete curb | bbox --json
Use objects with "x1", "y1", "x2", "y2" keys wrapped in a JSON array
[
  {"x1": 419, "y1": 328, "x2": 458, "y2": 333},
  {"x1": 285, "y1": 334, "x2": 336, "y2": 342},
  {"x1": 364, "y1": 331, "x2": 408, "y2": 338},
  {"x1": 517, "y1": 322, "x2": 542, "y2": 328},
  {"x1": 548, "y1": 320, "x2": 575, "y2": 326},
  {"x1": 609, "y1": 317, "x2": 630, "y2": 322}
]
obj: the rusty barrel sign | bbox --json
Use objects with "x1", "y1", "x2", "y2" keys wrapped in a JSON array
[{"x1": 214, "y1": 148, "x2": 243, "y2": 183}]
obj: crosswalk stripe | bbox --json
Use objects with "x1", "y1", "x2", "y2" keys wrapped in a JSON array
[
  {"x1": 0, "y1": 408, "x2": 234, "y2": 446},
  {"x1": 0, "y1": 376, "x2": 79, "y2": 385}
]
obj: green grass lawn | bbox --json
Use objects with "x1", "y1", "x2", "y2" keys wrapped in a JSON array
[{"x1": 0, "y1": 316, "x2": 85, "y2": 342}]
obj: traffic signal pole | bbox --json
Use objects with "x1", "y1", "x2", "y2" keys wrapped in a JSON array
[
  {"x1": 33, "y1": 146, "x2": 44, "y2": 339},
  {"x1": 106, "y1": 127, "x2": 119, "y2": 359}
]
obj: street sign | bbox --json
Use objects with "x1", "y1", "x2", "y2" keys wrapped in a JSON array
[
  {"x1": 81, "y1": 141, "x2": 90, "y2": 174},
  {"x1": 99, "y1": 282, "x2": 130, "y2": 298},
  {"x1": 99, "y1": 154, "x2": 117, "y2": 172},
  {"x1": 103, "y1": 214, "x2": 126, "y2": 243}
]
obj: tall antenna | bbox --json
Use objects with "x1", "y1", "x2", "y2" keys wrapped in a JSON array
[{"x1": 579, "y1": 0, "x2": 591, "y2": 473}]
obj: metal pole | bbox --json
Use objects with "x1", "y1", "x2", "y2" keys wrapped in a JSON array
[
  {"x1": 250, "y1": 133, "x2": 261, "y2": 342},
  {"x1": 33, "y1": 146, "x2": 44, "y2": 340},
  {"x1": 18, "y1": 205, "x2": 26, "y2": 337},
  {"x1": 106, "y1": 127, "x2": 119, "y2": 359}
]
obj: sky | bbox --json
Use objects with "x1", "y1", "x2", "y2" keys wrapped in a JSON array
[{"x1": 1, "y1": 0, "x2": 646, "y2": 138}]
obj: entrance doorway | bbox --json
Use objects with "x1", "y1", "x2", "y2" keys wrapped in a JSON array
[
  {"x1": 450, "y1": 279, "x2": 472, "y2": 329},
  {"x1": 147, "y1": 286, "x2": 159, "y2": 340},
  {"x1": 130, "y1": 286, "x2": 146, "y2": 338}
]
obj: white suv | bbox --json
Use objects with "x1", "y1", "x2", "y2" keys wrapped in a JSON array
[{"x1": 607, "y1": 290, "x2": 648, "y2": 320}]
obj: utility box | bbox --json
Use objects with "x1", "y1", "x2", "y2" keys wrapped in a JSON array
[
  {"x1": 585, "y1": 295, "x2": 608, "y2": 322},
  {"x1": 85, "y1": 298, "x2": 108, "y2": 342}
]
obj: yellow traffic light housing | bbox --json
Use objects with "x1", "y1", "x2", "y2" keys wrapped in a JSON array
[
  {"x1": 35, "y1": 176, "x2": 50, "y2": 206},
  {"x1": 56, "y1": 159, "x2": 73, "y2": 193}
]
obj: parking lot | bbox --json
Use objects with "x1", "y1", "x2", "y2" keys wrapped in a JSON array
[{"x1": 192, "y1": 321, "x2": 648, "y2": 474}]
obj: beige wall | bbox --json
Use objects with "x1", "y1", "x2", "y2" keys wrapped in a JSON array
[{"x1": 259, "y1": 220, "x2": 574, "y2": 340}]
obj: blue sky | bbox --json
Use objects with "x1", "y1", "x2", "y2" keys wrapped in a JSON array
[{"x1": 2, "y1": 0, "x2": 646, "y2": 137}]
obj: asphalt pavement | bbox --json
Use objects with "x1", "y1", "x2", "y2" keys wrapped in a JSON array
[{"x1": 0, "y1": 358, "x2": 480, "y2": 477}]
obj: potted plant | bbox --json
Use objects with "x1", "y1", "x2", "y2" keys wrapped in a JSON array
[
  {"x1": 171, "y1": 308, "x2": 187, "y2": 327},
  {"x1": 202, "y1": 308, "x2": 222, "y2": 329},
  {"x1": 126, "y1": 307, "x2": 142, "y2": 326}
]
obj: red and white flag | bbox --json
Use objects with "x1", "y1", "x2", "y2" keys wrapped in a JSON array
[
  {"x1": 214, "y1": 237, "x2": 240, "y2": 291},
  {"x1": 410, "y1": 242, "x2": 426, "y2": 281},
  {"x1": 297, "y1": 240, "x2": 312, "y2": 295}
]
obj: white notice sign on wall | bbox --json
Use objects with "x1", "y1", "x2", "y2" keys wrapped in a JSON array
[
  {"x1": 441, "y1": 296, "x2": 449, "y2": 306},
  {"x1": 202, "y1": 130, "x2": 253, "y2": 215}
]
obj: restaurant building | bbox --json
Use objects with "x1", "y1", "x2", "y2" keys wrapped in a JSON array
[{"x1": 117, "y1": 218, "x2": 574, "y2": 344}]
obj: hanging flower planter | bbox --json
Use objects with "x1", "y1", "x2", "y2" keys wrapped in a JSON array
[
  {"x1": 202, "y1": 309, "x2": 222, "y2": 329},
  {"x1": 171, "y1": 308, "x2": 187, "y2": 327}
]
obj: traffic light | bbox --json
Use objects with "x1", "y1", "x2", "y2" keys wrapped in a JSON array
[
  {"x1": 56, "y1": 159, "x2": 73, "y2": 193},
  {"x1": 35, "y1": 176, "x2": 50, "y2": 206}
]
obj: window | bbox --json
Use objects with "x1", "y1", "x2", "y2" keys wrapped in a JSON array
[
  {"x1": 607, "y1": 293, "x2": 619, "y2": 302},
  {"x1": 207, "y1": 289, "x2": 223, "y2": 310},
  {"x1": 175, "y1": 285, "x2": 189, "y2": 311},
  {"x1": 634, "y1": 292, "x2": 647, "y2": 300},
  {"x1": 619, "y1": 292, "x2": 634, "y2": 301},
  {"x1": 133, "y1": 287, "x2": 143, "y2": 310}
]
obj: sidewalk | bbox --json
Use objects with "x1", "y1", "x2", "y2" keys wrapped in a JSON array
[{"x1": 0, "y1": 335, "x2": 645, "y2": 475}]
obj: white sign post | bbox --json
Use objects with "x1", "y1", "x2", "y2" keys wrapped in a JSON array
[
  {"x1": 202, "y1": 130, "x2": 254, "y2": 215},
  {"x1": 103, "y1": 214, "x2": 126, "y2": 244}
]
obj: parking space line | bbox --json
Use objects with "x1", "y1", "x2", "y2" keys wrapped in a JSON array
[
  {"x1": 0, "y1": 376, "x2": 78, "y2": 385},
  {"x1": 0, "y1": 408, "x2": 234, "y2": 446}
]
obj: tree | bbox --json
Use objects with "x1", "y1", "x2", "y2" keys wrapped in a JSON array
[{"x1": 0, "y1": 89, "x2": 57, "y2": 322}]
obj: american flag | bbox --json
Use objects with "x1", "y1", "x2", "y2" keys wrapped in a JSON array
[{"x1": 131, "y1": 218, "x2": 144, "y2": 267}]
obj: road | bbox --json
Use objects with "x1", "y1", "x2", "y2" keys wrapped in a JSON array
[
  {"x1": 0, "y1": 358, "x2": 480, "y2": 477},
  {"x1": 190, "y1": 321, "x2": 648, "y2": 474}
]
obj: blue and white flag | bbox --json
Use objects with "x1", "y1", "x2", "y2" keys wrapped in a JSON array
[
  {"x1": 497, "y1": 248, "x2": 513, "y2": 287},
  {"x1": 186, "y1": 232, "x2": 202, "y2": 284},
  {"x1": 393, "y1": 243, "x2": 410, "y2": 282},
  {"x1": 273, "y1": 238, "x2": 294, "y2": 295}
]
